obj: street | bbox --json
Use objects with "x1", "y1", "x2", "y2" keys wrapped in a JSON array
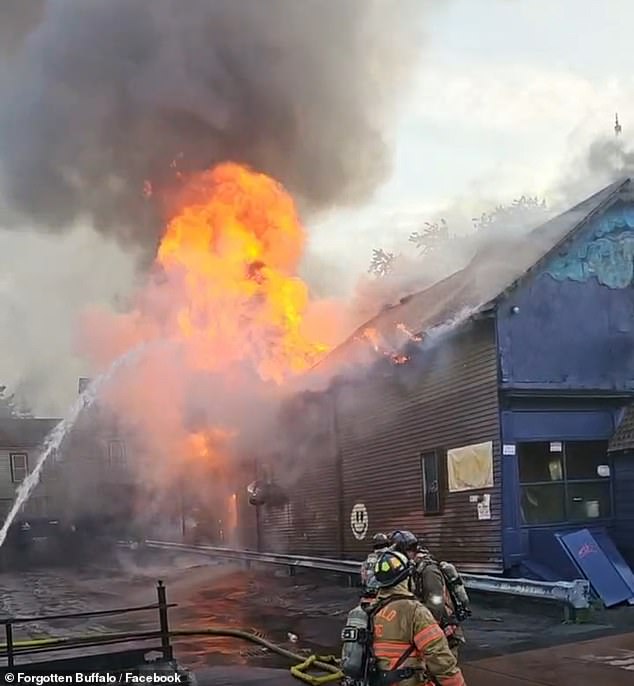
[{"x1": 1, "y1": 550, "x2": 633, "y2": 684}]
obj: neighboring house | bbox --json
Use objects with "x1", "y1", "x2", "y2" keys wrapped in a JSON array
[
  {"x1": 245, "y1": 178, "x2": 634, "y2": 576},
  {"x1": 48, "y1": 397, "x2": 135, "y2": 537},
  {"x1": 0, "y1": 417, "x2": 61, "y2": 521},
  {"x1": 0, "y1": 379, "x2": 134, "y2": 537}
]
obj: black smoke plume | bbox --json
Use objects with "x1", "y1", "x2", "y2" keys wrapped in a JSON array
[{"x1": 0, "y1": 0, "x2": 424, "y2": 250}]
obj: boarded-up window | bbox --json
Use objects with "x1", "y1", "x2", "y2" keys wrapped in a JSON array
[
  {"x1": 10, "y1": 453, "x2": 28, "y2": 483},
  {"x1": 447, "y1": 441, "x2": 494, "y2": 492},
  {"x1": 420, "y1": 451, "x2": 442, "y2": 514}
]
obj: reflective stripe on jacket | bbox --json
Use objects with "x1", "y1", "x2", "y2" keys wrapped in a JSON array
[{"x1": 373, "y1": 581, "x2": 467, "y2": 686}]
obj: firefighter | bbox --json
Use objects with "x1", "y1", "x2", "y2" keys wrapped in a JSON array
[
  {"x1": 389, "y1": 530, "x2": 466, "y2": 656},
  {"x1": 371, "y1": 549, "x2": 466, "y2": 686},
  {"x1": 360, "y1": 532, "x2": 390, "y2": 594}
]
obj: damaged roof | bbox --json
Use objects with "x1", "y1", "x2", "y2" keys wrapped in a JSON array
[
  {"x1": 317, "y1": 177, "x2": 631, "y2": 372},
  {"x1": 0, "y1": 417, "x2": 61, "y2": 447},
  {"x1": 609, "y1": 405, "x2": 634, "y2": 452}
]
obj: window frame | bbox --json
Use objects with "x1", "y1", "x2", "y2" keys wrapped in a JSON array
[
  {"x1": 420, "y1": 449, "x2": 444, "y2": 515},
  {"x1": 10, "y1": 452, "x2": 29, "y2": 484},
  {"x1": 107, "y1": 439, "x2": 126, "y2": 467},
  {"x1": 518, "y1": 440, "x2": 613, "y2": 526}
]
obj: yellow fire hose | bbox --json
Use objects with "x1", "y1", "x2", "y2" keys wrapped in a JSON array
[{"x1": 0, "y1": 627, "x2": 344, "y2": 685}]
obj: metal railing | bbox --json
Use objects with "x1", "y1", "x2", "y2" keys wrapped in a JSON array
[
  {"x1": 0, "y1": 580, "x2": 176, "y2": 668},
  {"x1": 142, "y1": 540, "x2": 591, "y2": 610}
]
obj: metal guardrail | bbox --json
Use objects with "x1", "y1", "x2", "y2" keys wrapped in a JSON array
[
  {"x1": 142, "y1": 540, "x2": 591, "y2": 610},
  {"x1": 0, "y1": 580, "x2": 175, "y2": 668}
]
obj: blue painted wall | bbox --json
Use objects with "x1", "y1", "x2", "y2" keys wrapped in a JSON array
[
  {"x1": 497, "y1": 203, "x2": 634, "y2": 392},
  {"x1": 499, "y1": 400, "x2": 621, "y2": 569}
]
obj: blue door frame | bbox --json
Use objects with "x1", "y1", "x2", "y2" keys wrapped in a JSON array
[{"x1": 500, "y1": 401, "x2": 624, "y2": 570}]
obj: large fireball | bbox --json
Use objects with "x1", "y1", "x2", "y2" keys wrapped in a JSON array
[
  {"x1": 157, "y1": 162, "x2": 330, "y2": 381},
  {"x1": 81, "y1": 162, "x2": 336, "y2": 381},
  {"x1": 78, "y1": 163, "x2": 344, "y2": 527}
]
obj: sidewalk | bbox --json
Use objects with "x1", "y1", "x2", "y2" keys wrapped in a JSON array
[
  {"x1": 464, "y1": 631, "x2": 634, "y2": 685},
  {"x1": 199, "y1": 633, "x2": 634, "y2": 685}
]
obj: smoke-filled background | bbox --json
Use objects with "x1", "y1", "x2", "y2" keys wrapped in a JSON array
[
  {"x1": 1, "y1": 1, "x2": 634, "y2": 538},
  {"x1": 0, "y1": 0, "x2": 434, "y2": 537},
  {"x1": 0, "y1": 0, "x2": 423, "y2": 244},
  {"x1": 0, "y1": 0, "x2": 429, "y2": 417}
]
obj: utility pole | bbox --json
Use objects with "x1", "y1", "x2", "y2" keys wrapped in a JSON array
[{"x1": 615, "y1": 112, "x2": 622, "y2": 137}]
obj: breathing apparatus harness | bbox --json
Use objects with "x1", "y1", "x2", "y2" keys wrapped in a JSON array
[{"x1": 341, "y1": 594, "x2": 427, "y2": 686}]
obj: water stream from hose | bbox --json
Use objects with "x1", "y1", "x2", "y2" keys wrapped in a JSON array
[{"x1": 0, "y1": 344, "x2": 148, "y2": 549}]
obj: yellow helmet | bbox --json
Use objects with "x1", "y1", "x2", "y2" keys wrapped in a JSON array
[{"x1": 374, "y1": 549, "x2": 411, "y2": 588}]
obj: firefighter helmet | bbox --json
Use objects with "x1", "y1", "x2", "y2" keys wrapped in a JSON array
[
  {"x1": 389, "y1": 530, "x2": 419, "y2": 554},
  {"x1": 374, "y1": 550, "x2": 411, "y2": 588},
  {"x1": 372, "y1": 532, "x2": 389, "y2": 550}
]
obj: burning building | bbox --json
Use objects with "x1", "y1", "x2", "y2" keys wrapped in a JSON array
[
  {"x1": 243, "y1": 178, "x2": 634, "y2": 584},
  {"x1": 0, "y1": 1, "x2": 431, "y2": 559}
]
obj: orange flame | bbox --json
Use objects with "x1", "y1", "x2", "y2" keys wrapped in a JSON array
[
  {"x1": 79, "y1": 163, "x2": 349, "y2": 492},
  {"x1": 355, "y1": 326, "x2": 410, "y2": 366},
  {"x1": 396, "y1": 323, "x2": 423, "y2": 342},
  {"x1": 186, "y1": 428, "x2": 236, "y2": 463},
  {"x1": 155, "y1": 162, "x2": 330, "y2": 381}
]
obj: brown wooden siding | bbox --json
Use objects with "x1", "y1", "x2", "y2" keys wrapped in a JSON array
[
  {"x1": 258, "y1": 391, "x2": 341, "y2": 556},
  {"x1": 336, "y1": 319, "x2": 502, "y2": 573},
  {"x1": 610, "y1": 405, "x2": 634, "y2": 452}
]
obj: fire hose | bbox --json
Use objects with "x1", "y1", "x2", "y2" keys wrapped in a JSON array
[{"x1": 0, "y1": 628, "x2": 343, "y2": 685}]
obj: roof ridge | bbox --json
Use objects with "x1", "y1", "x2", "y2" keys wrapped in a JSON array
[{"x1": 312, "y1": 177, "x2": 631, "y2": 373}]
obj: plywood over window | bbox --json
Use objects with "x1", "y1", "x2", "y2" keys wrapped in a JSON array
[{"x1": 447, "y1": 441, "x2": 494, "y2": 492}]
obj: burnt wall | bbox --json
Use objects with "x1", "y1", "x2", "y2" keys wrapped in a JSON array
[
  {"x1": 336, "y1": 319, "x2": 502, "y2": 573},
  {"x1": 258, "y1": 390, "x2": 341, "y2": 557}
]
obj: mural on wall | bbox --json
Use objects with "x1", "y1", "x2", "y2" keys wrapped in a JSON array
[
  {"x1": 547, "y1": 204, "x2": 634, "y2": 289},
  {"x1": 350, "y1": 502, "x2": 369, "y2": 540}
]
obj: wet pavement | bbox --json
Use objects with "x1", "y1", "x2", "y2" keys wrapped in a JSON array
[
  {"x1": 1, "y1": 548, "x2": 633, "y2": 684},
  {"x1": 462, "y1": 632, "x2": 634, "y2": 684}
]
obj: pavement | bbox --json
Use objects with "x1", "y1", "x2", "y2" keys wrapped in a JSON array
[
  {"x1": 199, "y1": 633, "x2": 634, "y2": 685},
  {"x1": 1, "y1": 548, "x2": 634, "y2": 685},
  {"x1": 463, "y1": 632, "x2": 634, "y2": 685}
]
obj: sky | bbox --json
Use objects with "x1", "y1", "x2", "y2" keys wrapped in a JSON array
[
  {"x1": 2, "y1": 0, "x2": 633, "y2": 414},
  {"x1": 307, "y1": 0, "x2": 632, "y2": 287}
]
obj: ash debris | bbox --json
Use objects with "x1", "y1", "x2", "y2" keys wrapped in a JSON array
[{"x1": 0, "y1": 0, "x2": 426, "y2": 252}]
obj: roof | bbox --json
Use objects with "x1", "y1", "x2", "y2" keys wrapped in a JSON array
[
  {"x1": 609, "y1": 405, "x2": 634, "y2": 452},
  {"x1": 316, "y1": 178, "x2": 631, "y2": 372},
  {"x1": 0, "y1": 417, "x2": 61, "y2": 447}
]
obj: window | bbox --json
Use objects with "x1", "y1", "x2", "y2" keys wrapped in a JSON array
[
  {"x1": 519, "y1": 441, "x2": 612, "y2": 525},
  {"x1": 420, "y1": 450, "x2": 442, "y2": 514},
  {"x1": 10, "y1": 453, "x2": 28, "y2": 483},
  {"x1": 107, "y1": 440, "x2": 126, "y2": 467}
]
